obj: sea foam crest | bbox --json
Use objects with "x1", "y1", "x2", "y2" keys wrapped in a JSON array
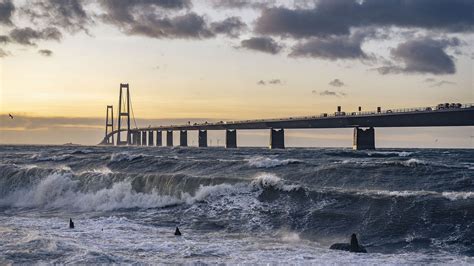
[
  {"x1": 441, "y1": 191, "x2": 474, "y2": 201},
  {"x1": 110, "y1": 152, "x2": 144, "y2": 162},
  {"x1": 247, "y1": 156, "x2": 301, "y2": 168},
  {"x1": 251, "y1": 173, "x2": 300, "y2": 192},
  {"x1": 0, "y1": 173, "x2": 251, "y2": 211}
]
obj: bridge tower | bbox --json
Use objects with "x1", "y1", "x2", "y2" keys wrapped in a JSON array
[
  {"x1": 117, "y1": 83, "x2": 131, "y2": 145},
  {"x1": 104, "y1": 105, "x2": 114, "y2": 145}
]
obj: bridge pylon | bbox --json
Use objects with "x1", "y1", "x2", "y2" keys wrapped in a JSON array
[
  {"x1": 104, "y1": 105, "x2": 114, "y2": 145},
  {"x1": 117, "y1": 83, "x2": 131, "y2": 145}
]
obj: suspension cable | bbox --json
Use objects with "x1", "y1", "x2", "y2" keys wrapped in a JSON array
[{"x1": 129, "y1": 93, "x2": 138, "y2": 129}]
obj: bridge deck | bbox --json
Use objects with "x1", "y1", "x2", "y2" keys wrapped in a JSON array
[
  {"x1": 102, "y1": 104, "x2": 474, "y2": 143},
  {"x1": 133, "y1": 104, "x2": 474, "y2": 132}
]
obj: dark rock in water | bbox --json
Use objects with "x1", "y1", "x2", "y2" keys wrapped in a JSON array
[
  {"x1": 174, "y1": 227, "x2": 181, "y2": 236},
  {"x1": 330, "y1": 234, "x2": 367, "y2": 253},
  {"x1": 69, "y1": 218, "x2": 75, "y2": 229}
]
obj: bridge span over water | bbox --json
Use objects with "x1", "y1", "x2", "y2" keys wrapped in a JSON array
[{"x1": 101, "y1": 84, "x2": 474, "y2": 150}]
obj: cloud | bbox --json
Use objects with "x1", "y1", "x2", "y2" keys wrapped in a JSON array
[
  {"x1": 424, "y1": 78, "x2": 436, "y2": 83},
  {"x1": 0, "y1": 35, "x2": 9, "y2": 44},
  {"x1": 210, "y1": 17, "x2": 246, "y2": 38},
  {"x1": 257, "y1": 79, "x2": 283, "y2": 85},
  {"x1": 0, "y1": 0, "x2": 14, "y2": 25},
  {"x1": 99, "y1": 0, "x2": 215, "y2": 39},
  {"x1": 21, "y1": 0, "x2": 92, "y2": 33},
  {"x1": 329, "y1": 78, "x2": 345, "y2": 87},
  {"x1": 312, "y1": 90, "x2": 346, "y2": 97},
  {"x1": 255, "y1": 0, "x2": 474, "y2": 38},
  {"x1": 9, "y1": 27, "x2": 62, "y2": 46},
  {"x1": 377, "y1": 37, "x2": 460, "y2": 75},
  {"x1": 430, "y1": 80, "x2": 456, "y2": 87},
  {"x1": 38, "y1": 49, "x2": 53, "y2": 56},
  {"x1": 0, "y1": 48, "x2": 8, "y2": 57},
  {"x1": 290, "y1": 32, "x2": 368, "y2": 60},
  {"x1": 240, "y1": 37, "x2": 282, "y2": 54},
  {"x1": 210, "y1": 0, "x2": 272, "y2": 9}
]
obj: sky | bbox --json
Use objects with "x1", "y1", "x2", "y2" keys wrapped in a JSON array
[{"x1": 0, "y1": 0, "x2": 473, "y2": 147}]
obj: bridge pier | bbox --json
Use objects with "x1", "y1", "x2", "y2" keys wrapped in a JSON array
[
  {"x1": 156, "y1": 130, "x2": 162, "y2": 146},
  {"x1": 180, "y1": 130, "x2": 188, "y2": 147},
  {"x1": 226, "y1": 129, "x2": 237, "y2": 148},
  {"x1": 148, "y1": 131, "x2": 154, "y2": 146},
  {"x1": 133, "y1": 131, "x2": 142, "y2": 146},
  {"x1": 353, "y1": 127, "x2": 375, "y2": 150},
  {"x1": 270, "y1": 128, "x2": 285, "y2": 149},
  {"x1": 166, "y1": 130, "x2": 173, "y2": 147},
  {"x1": 141, "y1": 131, "x2": 147, "y2": 146},
  {"x1": 131, "y1": 132, "x2": 137, "y2": 145},
  {"x1": 198, "y1": 130, "x2": 207, "y2": 147}
]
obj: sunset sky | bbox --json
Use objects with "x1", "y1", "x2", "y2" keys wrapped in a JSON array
[{"x1": 0, "y1": 0, "x2": 473, "y2": 147}]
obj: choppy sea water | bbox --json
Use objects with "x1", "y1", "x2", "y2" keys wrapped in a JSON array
[{"x1": 0, "y1": 145, "x2": 473, "y2": 264}]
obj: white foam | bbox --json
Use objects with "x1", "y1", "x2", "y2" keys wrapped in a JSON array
[
  {"x1": 251, "y1": 173, "x2": 300, "y2": 192},
  {"x1": 110, "y1": 152, "x2": 144, "y2": 162},
  {"x1": 441, "y1": 191, "x2": 474, "y2": 201},
  {"x1": 247, "y1": 156, "x2": 300, "y2": 168},
  {"x1": 354, "y1": 188, "x2": 474, "y2": 201},
  {"x1": 183, "y1": 183, "x2": 244, "y2": 204},
  {"x1": 83, "y1": 167, "x2": 114, "y2": 175},
  {"x1": 367, "y1": 151, "x2": 413, "y2": 157},
  {"x1": 31, "y1": 153, "x2": 71, "y2": 162}
]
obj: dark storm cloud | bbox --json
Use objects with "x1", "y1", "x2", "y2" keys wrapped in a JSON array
[
  {"x1": 22, "y1": 0, "x2": 92, "y2": 33},
  {"x1": 329, "y1": 79, "x2": 345, "y2": 87},
  {"x1": 0, "y1": 0, "x2": 14, "y2": 25},
  {"x1": 9, "y1": 27, "x2": 62, "y2": 46},
  {"x1": 100, "y1": 1, "x2": 214, "y2": 39},
  {"x1": 240, "y1": 37, "x2": 282, "y2": 54},
  {"x1": 210, "y1": 17, "x2": 246, "y2": 38},
  {"x1": 38, "y1": 49, "x2": 53, "y2": 56},
  {"x1": 377, "y1": 37, "x2": 460, "y2": 75},
  {"x1": 255, "y1": 0, "x2": 474, "y2": 38},
  {"x1": 210, "y1": 0, "x2": 271, "y2": 9},
  {"x1": 290, "y1": 33, "x2": 368, "y2": 60}
]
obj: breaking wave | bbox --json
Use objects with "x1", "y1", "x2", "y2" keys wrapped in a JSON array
[{"x1": 246, "y1": 156, "x2": 301, "y2": 168}]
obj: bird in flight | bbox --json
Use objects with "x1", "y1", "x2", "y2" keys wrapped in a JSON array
[{"x1": 8, "y1": 114, "x2": 14, "y2": 119}]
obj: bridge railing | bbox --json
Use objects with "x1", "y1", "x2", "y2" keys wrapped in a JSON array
[{"x1": 221, "y1": 103, "x2": 474, "y2": 125}]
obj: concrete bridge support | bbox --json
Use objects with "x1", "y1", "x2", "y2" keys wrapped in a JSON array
[
  {"x1": 131, "y1": 132, "x2": 137, "y2": 145},
  {"x1": 166, "y1": 130, "x2": 173, "y2": 147},
  {"x1": 198, "y1": 130, "x2": 207, "y2": 147},
  {"x1": 180, "y1": 130, "x2": 188, "y2": 147},
  {"x1": 156, "y1": 130, "x2": 162, "y2": 146},
  {"x1": 353, "y1": 127, "x2": 375, "y2": 150},
  {"x1": 141, "y1": 131, "x2": 147, "y2": 146},
  {"x1": 270, "y1": 128, "x2": 285, "y2": 149},
  {"x1": 135, "y1": 132, "x2": 141, "y2": 146},
  {"x1": 226, "y1": 129, "x2": 237, "y2": 148},
  {"x1": 148, "y1": 131, "x2": 154, "y2": 146}
]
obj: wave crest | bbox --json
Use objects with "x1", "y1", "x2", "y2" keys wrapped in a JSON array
[{"x1": 247, "y1": 156, "x2": 301, "y2": 168}]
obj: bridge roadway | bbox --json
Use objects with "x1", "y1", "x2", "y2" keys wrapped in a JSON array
[{"x1": 102, "y1": 104, "x2": 474, "y2": 150}]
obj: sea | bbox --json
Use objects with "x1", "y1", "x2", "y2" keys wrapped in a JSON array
[{"x1": 0, "y1": 145, "x2": 473, "y2": 264}]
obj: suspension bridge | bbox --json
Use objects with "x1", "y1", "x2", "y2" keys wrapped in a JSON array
[{"x1": 100, "y1": 83, "x2": 474, "y2": 150}]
